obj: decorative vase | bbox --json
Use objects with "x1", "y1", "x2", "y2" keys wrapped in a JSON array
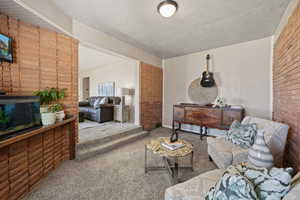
[
  {"x1": 41, "y1": 112, "x2": 56, "y2": 126},
  {"x1": 55, "y1": 111, "x2": 65, "y2": 122},
  {"x1": 248, "y1": 130, "x2": 274, "y2": 169}
]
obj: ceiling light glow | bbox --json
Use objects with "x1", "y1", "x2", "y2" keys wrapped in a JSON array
[{"x1": 158, "y1": 0, "x2": 178, "y2": 18}]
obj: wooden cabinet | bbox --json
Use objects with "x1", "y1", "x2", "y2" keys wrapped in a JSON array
[{"x1": 171, "y1": 104, "x2": 245, "y2": 141}]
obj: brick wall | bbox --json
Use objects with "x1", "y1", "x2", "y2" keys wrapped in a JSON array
[
  {"x1": 0, "y1": 14, "x2": 78, "y2": 116},
  {"x1": 273, "y1": 2, "x2": 300, "y2": 170},
  {"x1": 0, "y1": 14, "x2": 78, "y2": 199},
  {"x1": 140, "y1": 62, "x2": 163, "y2": 130}
]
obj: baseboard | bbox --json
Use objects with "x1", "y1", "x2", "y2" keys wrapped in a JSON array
[{"x1": 162, "y1": 124, "x2": 172, "y2": 129}]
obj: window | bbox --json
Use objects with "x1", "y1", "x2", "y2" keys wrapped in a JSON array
[{"x1": 98, "y1": 82, "x2": 115, "y2": 96}]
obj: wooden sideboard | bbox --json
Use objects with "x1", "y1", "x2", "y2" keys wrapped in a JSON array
[{"x1": 171, "y1": 104, "x2": 245, "y2": 141}]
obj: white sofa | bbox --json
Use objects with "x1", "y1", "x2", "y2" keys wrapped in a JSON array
[
  {"x1": 165, "y1": 116, "x2": 291, "y2": 200},
  {"x1": 165, "y1": 169, "x2": 300, "y2": 200},
  {"x1": 207, "y1": 116, "x2": 289, "y2": 169}
]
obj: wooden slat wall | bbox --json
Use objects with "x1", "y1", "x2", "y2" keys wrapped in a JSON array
[
  {"x1": 0, "y1": 13, "x2": 78, "y2": 116},
  {"x1": 0, "y1": 13, "x2": 78, "y2": 200},
  {"x1": 140, "y1": 62, "x2": 163, "y2": 130},
  {"x1": 273, "y1": 2, "x2": 300, "y2": 171}
]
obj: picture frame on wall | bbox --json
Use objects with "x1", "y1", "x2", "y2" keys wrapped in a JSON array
[{"x1": 98, "y1": 81, "x2": 115, "y2": 96}]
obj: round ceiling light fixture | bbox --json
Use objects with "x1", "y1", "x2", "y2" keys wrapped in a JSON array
[{"x1": 157, "y1": 0, "x2": 178, "y2": 18}]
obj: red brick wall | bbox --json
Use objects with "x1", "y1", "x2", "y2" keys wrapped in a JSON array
[
  {"x1": 140, "y1": 62, "x2": 163, "y2": 130},
  {"x1": 273, "y1": 2, "x2": 300, "y2": 170}
]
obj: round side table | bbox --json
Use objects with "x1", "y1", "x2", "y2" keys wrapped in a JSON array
[{"x1": 144, "y1": 137, "x2": 194, "y2": 184}]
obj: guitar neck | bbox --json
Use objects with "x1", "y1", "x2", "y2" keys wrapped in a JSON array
[{"x1": 206, "y1": 54, "x2": 210, "y2": 73}]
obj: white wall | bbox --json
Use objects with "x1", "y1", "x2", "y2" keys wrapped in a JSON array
[
  {"x1": 73, "y1": 21, "x2": 162, "y2": 68},
  {"x1": 163, "y1": 37, "x2": 273, "y2": 127},
  {"x1": 79, "y1": 60, "x2": 136, "y2": 98}
]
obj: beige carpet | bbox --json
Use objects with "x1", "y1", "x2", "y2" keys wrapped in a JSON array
[{"x1": 24, "y1": 128, "x2": 217, "y2": 200}]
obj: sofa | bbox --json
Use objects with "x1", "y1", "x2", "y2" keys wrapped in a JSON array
[
  {"x1": 79, "y1": 96, "x2": 121, "y2": 123},
  {"x1": 165, "y1": 116, "x2": 291, "y2": 200},
  {"x1": 165, "y1": 168, "x2": 300, "y2": 200},
  {"x1": 207, "y1": 116, "x2": 289, "y2": 169}
]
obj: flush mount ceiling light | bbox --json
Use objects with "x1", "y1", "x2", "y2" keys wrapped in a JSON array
[{"x1": 157, "y1": 0, "x2": 178, "y2": 18}]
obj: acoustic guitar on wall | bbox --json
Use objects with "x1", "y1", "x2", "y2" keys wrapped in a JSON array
[{"x1": 200, "y1": 54, "x2": 215, "y2": 87}]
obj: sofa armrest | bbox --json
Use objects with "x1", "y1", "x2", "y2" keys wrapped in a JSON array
[{"x1": 79, "y1": 101, "x2": 90, "y2": 107}]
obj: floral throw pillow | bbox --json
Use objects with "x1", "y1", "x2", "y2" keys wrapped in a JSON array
[
  {"x1": 205, "y1": 163, "x2": 293, "y2": 200},
  {"x1": 226, "y1": 120, "x2": 257, "y2": 148},
  {"x1": 236, "y1": 164, "x2": 293, "y2": 200},
  {"x1": 205, "y1": 165, "x2": 258, "y2": 200}
]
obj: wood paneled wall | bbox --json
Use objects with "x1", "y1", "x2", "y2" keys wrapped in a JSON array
[
  {"x1": 0, "y1": 14, "x2": 78, "y2": 115},
  {"x1": 273, "y1": 2, "x2": 300, "y2": 170},
  {"x1": 0, "y1": 14, "x2": 78, "y2": 199},
  {"x1": 0, "y1": 121, "x2": 75, "y2": 200},
  {"x1": 140, "y1": 62, "x2": 163, "y2": 130}
]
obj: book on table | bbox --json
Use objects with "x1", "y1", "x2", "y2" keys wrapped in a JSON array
[{"x1": 161, "y1": 141, "x2": 185, "y2": 151}]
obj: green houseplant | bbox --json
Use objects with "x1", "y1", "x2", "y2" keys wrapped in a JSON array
[
  {"x1": 33, "y1": 88, "x2": 67, "y2": 125},
  {"x1": 49, "y1": 103, "x2": 65, "y2": 122}
]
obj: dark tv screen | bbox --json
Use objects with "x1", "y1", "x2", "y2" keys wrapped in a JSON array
[{"x1": 0, "y1": 33, "x2": 13, "y2": 63}]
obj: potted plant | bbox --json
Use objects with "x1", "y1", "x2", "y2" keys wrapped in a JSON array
[
  {"x1": 49, "y1": 104, "x2": 65, "y2": 122},
  {"x1": 34, "y1": 88, "x2": 67, "y2": 125}
]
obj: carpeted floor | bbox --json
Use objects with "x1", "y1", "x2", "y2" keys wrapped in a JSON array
[{"x1": 24, "y1": 128, "x2": 217, "y2": 200}]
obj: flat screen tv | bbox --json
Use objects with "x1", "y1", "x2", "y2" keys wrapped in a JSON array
[{"x1": 0, "y1": 33, "x2": 13, "y2": 63}]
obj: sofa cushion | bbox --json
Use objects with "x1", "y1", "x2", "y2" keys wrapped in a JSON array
[
  {"x1": 226, "y1": 120, "x2": 257, "y2": 148},
  {"x1": 207, "y1": 137, "x2": 249, "y2": 169},
  {"x1": 93, "y1": 98, "x2": 102, "y2": 108},
  {"x1": 207, "y1": 137, "x2": 233, "y2": 169},
  {"x1": 99, "y1": 97, "x2": 108, "y2": 105},
  {"x1": 165, "y1": 169, "x2": 225, "y2": 200}
]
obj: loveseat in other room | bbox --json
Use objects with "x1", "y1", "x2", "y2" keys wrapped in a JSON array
[{"x1": 79, "y1": 96, "x2": 121, "y2": 123}]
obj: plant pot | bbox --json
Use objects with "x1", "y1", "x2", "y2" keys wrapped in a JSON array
[
  {"x1": 41, "y1": 112, "x2": 56, "y2": 126},
  {"x1": 55, "y1": 110, "x2": 65, "y2": 122},
  {"x1": 40, "y1": 106, "x2": 49, "y2": 113}
]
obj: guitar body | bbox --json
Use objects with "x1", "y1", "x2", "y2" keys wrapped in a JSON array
[
  {"x1": 200, "y1": 54, "x2": 215, "y2": 88},
  {"x1": 201, "y1": 71, "x2": 215, "y2": 87}
]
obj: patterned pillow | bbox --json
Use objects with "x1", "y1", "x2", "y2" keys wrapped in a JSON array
[
  {"x1": 226, "y1": 120, "x2": 257, "y2": 148},
  {"x1": 236, "y1": 164, "x2": 293, "y2": 200},
  {"x1": 205, "y1": 165, "x2": 258, "y2": 200},
  {"x1": 93, "y1": 98, "x2": 101, "y2": 109}
]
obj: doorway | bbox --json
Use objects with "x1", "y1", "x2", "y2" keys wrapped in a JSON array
[{"x1": 82, "y1": 77, "x2": 90, "y2": 101}]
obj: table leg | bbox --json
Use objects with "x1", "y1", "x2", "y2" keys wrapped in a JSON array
[
  {"x1": 173, "y1": 157, "x2": 179, "y2": 184},
  {"x1": 200, "y1": 126, "x2": 203, "y2": 141},
  {"x1": 190, "y1": 151, "x2": 194, "y2": 171},
  {"x1": 144, "y1": 145, "x2": 147, "y2": 174}
]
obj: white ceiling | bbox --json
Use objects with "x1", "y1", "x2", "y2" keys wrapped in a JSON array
[
  {"x1": 79, "y1": 45, "x2": 124, "y2": 71},
  {"x1": 0, "y1": 0, "x2": 63, "y2": 34},
  {"x1": 53, "y1": 0, "x2": 291, "y2": 58}
]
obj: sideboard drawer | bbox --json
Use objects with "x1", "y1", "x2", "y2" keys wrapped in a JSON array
[{"x1": 185, "y1": 107, "x2": 221, "y2": 128}]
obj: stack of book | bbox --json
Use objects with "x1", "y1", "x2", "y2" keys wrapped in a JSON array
[{"x1": 161, "y1": 140, "x2": 185, "y2": 151}]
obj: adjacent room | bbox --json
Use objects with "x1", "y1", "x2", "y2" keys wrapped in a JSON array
[
  {"x1": 0, "y1": 0, "x2": 300, "y2": 200},
  {"x1": 77, "y1": 44, "x2": 142, "y2": 159}
]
